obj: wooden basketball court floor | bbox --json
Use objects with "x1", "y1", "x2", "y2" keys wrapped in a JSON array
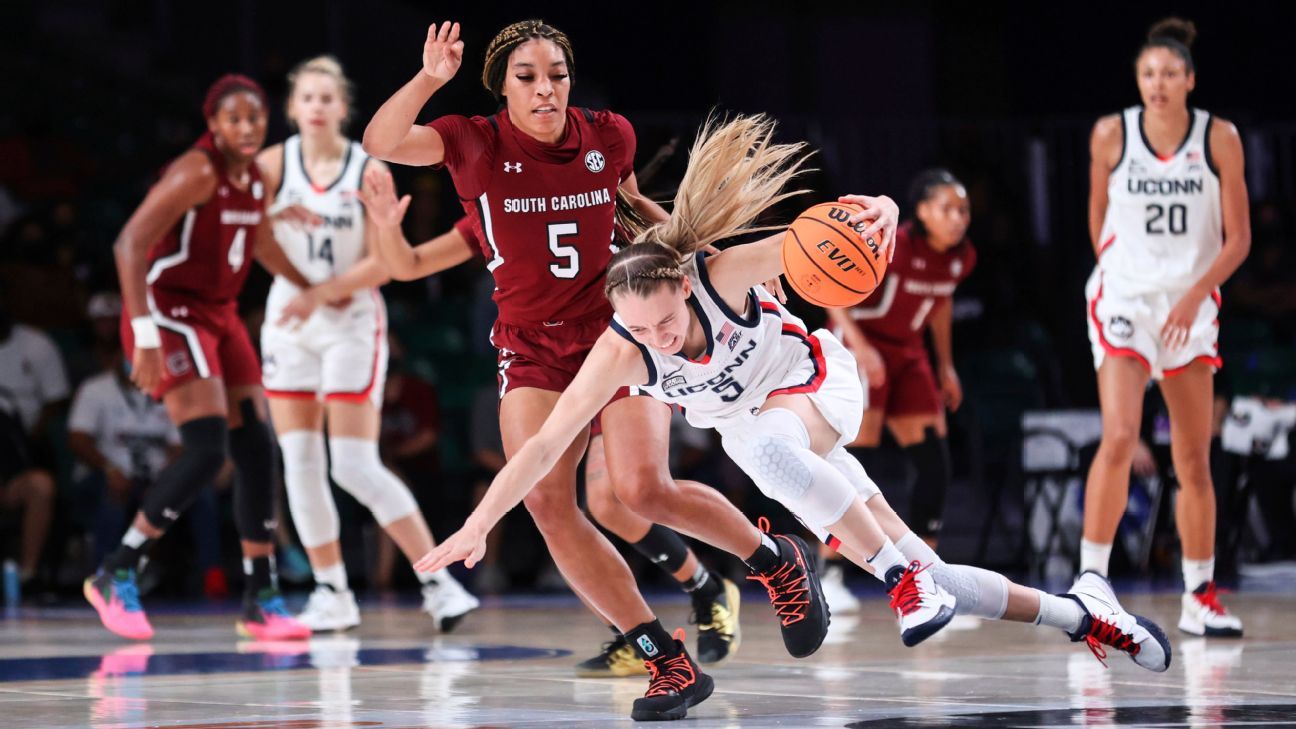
[{"x1": 3, "y1": 581, "x2": 1295, "y2": 728}]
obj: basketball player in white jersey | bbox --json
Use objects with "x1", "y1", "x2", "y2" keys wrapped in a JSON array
[
  {"x1": 416, "y1": 115, "x2": 1172, "y2": 672},
  {"x1": 1081, "y1": 18, "x2": 1250, "y2": 637},
  {"x1": 256, "y1": 55, "x2": 477, "y2": 631}
]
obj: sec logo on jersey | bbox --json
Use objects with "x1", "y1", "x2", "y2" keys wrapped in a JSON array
[{"x1": 585, "y1": 150, "x2": 606, "y2": 173}]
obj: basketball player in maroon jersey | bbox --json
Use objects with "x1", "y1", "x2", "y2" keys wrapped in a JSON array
[
  {"x1": 363, "y1": 19, "x2": 834, "y2": 720},
  {"x1": 829, "y1": 170, "x2": 975, "y2": 560},
  {"x1": 85, "y1": 75, "x2": 314, "y2": 642}
]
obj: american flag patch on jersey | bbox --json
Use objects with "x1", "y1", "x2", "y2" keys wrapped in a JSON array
[
  {"x1": 717, "y1": 322, "x2": 742, "y2": 352},
  {"x1": 717, "y1": 322, "x2": 734, "y2": 343}
]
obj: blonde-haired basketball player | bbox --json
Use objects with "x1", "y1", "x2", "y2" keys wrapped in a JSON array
[
  {"x1": 1081, "y1": 17, "x2": 1250, "y2": 637},
  {"x1": 257, "y1": 55, "x2": 477, "y2": 632},
  {"x1": 417, "y1": 115, "x2": 1172, "y2": 691}
]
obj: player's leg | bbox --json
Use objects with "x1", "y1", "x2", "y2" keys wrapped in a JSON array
[
  {"x1": 505, "y1": 386, "x2": 712, "y2": 720},
  {"x1": 602, "y1": 395, "x2": 828, "y2": 658},
  {"x1": 727, "y1": 394, "x2": 954, "y2": 647},
  {"x1": 1159, "y1": 361, "x2": 1242, "y2": 637},
  {"x1": 584, "y1": 430, "x2": 738, "y2": 668},
  {"x1": 325, "y1": 396, "x2": 478, "y2": 632},
  {"x1": 848, "y1": 485, "x2": 1169, "y2": 671},
  {"x1": 1081, "y1": 356, "x2": 1151, "y2": 575}
]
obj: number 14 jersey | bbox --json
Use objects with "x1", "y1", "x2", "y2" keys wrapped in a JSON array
[{"x1": 1099, "y1": 106, "x2": 1221, "y2": 296}]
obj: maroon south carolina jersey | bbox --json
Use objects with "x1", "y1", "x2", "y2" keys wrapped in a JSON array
[
  {"x1": 429, "y1": 107, "x2": 634, "y2": 327},
  {"x1": 846, "y1": 221, "x2": 976, "y2": 347},
  {"x1": 145, "y1": 135, "x2": 265, "y2": 303}
]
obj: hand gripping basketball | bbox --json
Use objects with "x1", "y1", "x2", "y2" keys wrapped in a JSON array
[{"x1": 781, "y1": 195, "x2": 898, "y2": 307}]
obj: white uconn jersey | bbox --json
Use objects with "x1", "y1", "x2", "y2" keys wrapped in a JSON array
[
  {"x1": 270, "y1": 135, "x2": 368, "y2": 294},
  {"x1": 1099, "y1": 106, "x2": 1221, "y2": 295},
  {"x1": 613, "y1": 253, "x2": 828, "y2": 430}
]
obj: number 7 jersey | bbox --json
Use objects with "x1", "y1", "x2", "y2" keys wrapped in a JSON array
[
  {"x1": 430, "y1": 107, "x2": 635, "y2": 327},
  {"x1": 1099, "y1": 106, "x2": 1222, "y2": 295}
]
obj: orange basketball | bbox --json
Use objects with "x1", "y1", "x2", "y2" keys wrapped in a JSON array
[{"x1": 781, "y1": 202, "x2": 887, "y2": 308}]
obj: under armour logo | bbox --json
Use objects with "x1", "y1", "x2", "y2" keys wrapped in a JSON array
[
  {"x1": 504, "y1": 162, "x2": 522, "y2": 173},
  {"x1": 170, "y1": 306, "x2": 189, "y2": 318},
  {"x1": 162, "y1": 508, "x2": 180, "y2": 521},
  {"x1": 218, "y1": 186, "x2": 229, "y2": 197}
]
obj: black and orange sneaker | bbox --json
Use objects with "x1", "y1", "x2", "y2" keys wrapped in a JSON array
[
  {"x1": 746, "y1": 519, "x2": 830, "y2": 658},
  {"x1": 630, "y1": 630, "x2": 714, "y2": 722}
]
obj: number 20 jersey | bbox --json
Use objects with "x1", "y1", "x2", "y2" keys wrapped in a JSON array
[{"x1": 1098, "y1": 106, "x2": 1221, "y2": 296}]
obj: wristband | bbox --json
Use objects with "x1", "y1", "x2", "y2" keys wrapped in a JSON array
[{"x1": 131, "y1": 316, "x2": 162, "y2": 349}]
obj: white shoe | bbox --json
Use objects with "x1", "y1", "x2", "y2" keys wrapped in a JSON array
[
  {"x1": 886, "y1": 561, "x2": 956, "y2": 646},
  {"x1": 422, "y1": 577, "x2": 480, "y2": 633},
  {"x1": 1178, "y1": 581, "x2": 1243, "y2": 638},
  {"x1": 1065, "y1": 570, "x2": 1171, "y2": 672},
  {"x1": 297, "y1": 586, "x2": 361, "y2": 632},
  {"x1": 820, "y1": 563, "x2": 860, "y2": 614}
]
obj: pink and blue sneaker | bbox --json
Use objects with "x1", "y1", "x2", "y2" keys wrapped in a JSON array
[
  {"x1": 84, "y1": 569, "x2": 154, "y2": 641},
  {"x1": 237, "y1": 589, "x2": 311, "y2": 641}
]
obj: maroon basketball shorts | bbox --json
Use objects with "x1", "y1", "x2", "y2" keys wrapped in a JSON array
[
  {"x1": 121, "y1": 288, "x2": 261, "y2": 399},
  {"x1": 867, "y1": 338, "x2": 942, "y2": 417}
]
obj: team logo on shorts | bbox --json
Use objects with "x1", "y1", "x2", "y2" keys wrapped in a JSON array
[
  {"x1": 165, "y1": 351, "x2": 191, "y2": 376},
  {"x1": 1109, "y1": 315, "x2": 1134, "y2": 340},
  {"x1": 585, "y1": 150, "x2": 606, "y2": 173}
]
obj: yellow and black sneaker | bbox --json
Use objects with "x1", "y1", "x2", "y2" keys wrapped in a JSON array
[
  {"x1": 692, "y1": 577, "x2": 741, "y2": 665},
  {"x1": 575, "y1": 633, "x2": 650, "y2": 678}
]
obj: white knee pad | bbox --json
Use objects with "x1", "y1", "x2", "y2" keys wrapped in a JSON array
[
  {"x1": 279, "y1": 430, "x2": 338, "y2": 549},
  {"x1": 721, "y1": 408, "x2": 855, "y2": 532},
  {"x1": 824, "y1": 447, "x2": 882, "y2": 500},
  {"x1": 931, "y1": 563, "x2": 1010, "y2": 620},
  {"x1": 328, "y1": 437, "x2": 420, "y2": 526}
]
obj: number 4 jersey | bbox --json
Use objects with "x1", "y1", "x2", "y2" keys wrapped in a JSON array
[
  {"x1": 1098, "y1": 106, "x2": 1222, "y2": 296},
  {"x1": 429, "y1": 107, "x2": 635, "y2": 327}
]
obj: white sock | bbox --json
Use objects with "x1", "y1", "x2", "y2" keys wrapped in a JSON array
[
  {"x1": 314, "y1": 561, "x2": 349, "y2": 592},
  {"x1": 417, "y1": 566, "x2": 452, "y2": 586},
  {"x1": 1034, "y1": 591, "x2": 1085, "y2": 633},
  {"x1": 1182, "y1": 557, "x2": 1214, "y2": 592},
  {"x1": 1079, "y1": 539, "x2": 1112, "y2": 576},
  {"x1": 895, "y1": 530, "x2": 941, "y2": 567},
  {"x1": 122, "y1": 526, "x2": 149, "y2": 549},
  {"x1": 866, "y1": 539, "x2": 906, "y2": 581}
]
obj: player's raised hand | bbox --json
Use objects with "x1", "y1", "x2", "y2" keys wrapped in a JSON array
[
  {"x1": 423, "y1": 21, "x2": 464, "y2": 83},
  {"x1": 415, "y1": 523, "x2": 488, "y2": 573},
  {"x1": 358, "y1": 166, "x2": 411, "y2": 229},
  {"x1": 839, "y1": 194, "x2": 900, "y2": 263}
]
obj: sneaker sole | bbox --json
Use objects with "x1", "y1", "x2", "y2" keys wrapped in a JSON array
[
  {"x1": 437, "y1": 606, "x2": 477, "y2": 634},
  {"x1": 1177, "y1": 617, "x2": 1243, "y2": 638},
  {"x1": 1135, "y1": 614, "x2": 1173, "y2": 671},
  {"x1": 630, "y1": 672, "x2": 715, "y2": 721},
  {"x1": 781, "y1": 535, "x2": 831, "y2": 659},
  {"x1": 900, "y1": 603, "x2": 956, "y2": 647}
]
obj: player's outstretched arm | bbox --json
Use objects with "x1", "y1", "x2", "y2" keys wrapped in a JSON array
[
  {"x1": 358, "y1": 166, "x2": 475, "y2": 280},
  {"x1": 415, "y1": 332, "x2": 646, "y2": 573},
  {"x1": 362, "y1": 21, "x2": 461, "y2": 166}
]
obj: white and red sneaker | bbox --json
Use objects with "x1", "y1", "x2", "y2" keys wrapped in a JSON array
[
  {"x1": 1065, "y1": 571, "x2": 1171, "y2": 672},
  {"x1": 886, "y1": 561, "x2": 955, "y2": 646},
  {"x1": 1179, "y1": 581, "x2": 1243, "y2": 638}
]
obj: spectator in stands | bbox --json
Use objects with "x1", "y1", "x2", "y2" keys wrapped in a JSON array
[{"x1": 0, "y1": 289, "x2": 65, "y2": 591}]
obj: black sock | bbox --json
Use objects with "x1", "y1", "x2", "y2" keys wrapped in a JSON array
[
  {"x1": 901, "y1": 429, "x2": 952, "y2": 539},
  {"x1": 243, "y1": 555, "x2": 276, "y2": 598},
  {"x1": 103, "y1": 542, "x2": 150, "y2": 573},
  {"x1": 744, "y1": 532, "x2": 782, "y2": 573},
  {"x1": 683, "y1": 563, "x2": 723, "y2": 604},
  {"x1": 624, "y1": 620, "x2": 678, "y2": 660}
]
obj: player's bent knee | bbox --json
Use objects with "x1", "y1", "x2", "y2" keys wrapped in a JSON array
[
  {"x1": 610, "y1": 466, "x2": 674, "y2": 519},
  {"x1": 327, "y1": 437, "x2": 419, "y2": 525}
]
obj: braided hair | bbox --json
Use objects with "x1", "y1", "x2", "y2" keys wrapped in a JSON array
[{"x1": 482, "y1": 19, "x2": 575, "y2": 100}]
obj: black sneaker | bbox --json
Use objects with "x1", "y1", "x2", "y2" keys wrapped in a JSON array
[
  {"x1": 692, "y1": 577, "x2": 741, "y2": 664},
  {"x1": 574, "y1": 633, "x2": 648, "y2": 678},
  {"x1": 630, "y1": 631, "x2": 714, "y2": 722},
  {"x1": 747, "y1": 529, "x2": 830, "y2": 658}
]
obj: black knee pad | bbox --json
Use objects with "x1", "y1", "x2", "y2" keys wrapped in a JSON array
[
  {"x1": 630, "y1": 523, "x2": 691, "y2": 574},
  {"x1": 142, "y1": 416, "x2": 228, "y2": 530},
  {"x1": 229, "y1": 399, "x2": 278, "y2": 542},
  {"x1": 903, "y1": 427, "x2": 952, "y2": 539}
]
